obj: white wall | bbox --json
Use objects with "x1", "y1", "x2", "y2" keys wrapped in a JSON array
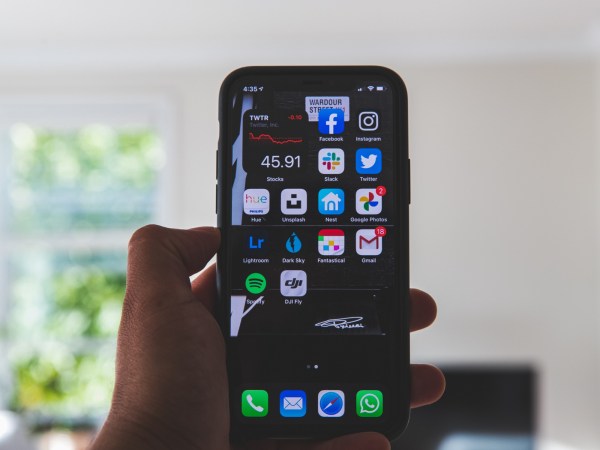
[
  {"x1": 404, "y1": 61, "x2": 600, "y2": 449},
  {"x1": 1, "y1": 60, "x2": 599, "y2": 449}
]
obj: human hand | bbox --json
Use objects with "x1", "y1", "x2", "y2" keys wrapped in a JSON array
[{"x1": 91, "y1": 225, "x2": 445, "y2": 450}]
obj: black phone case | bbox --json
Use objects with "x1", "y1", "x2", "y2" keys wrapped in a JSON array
[{"x1": 216, "y1": 66, "x2": 410, "y2": 441}]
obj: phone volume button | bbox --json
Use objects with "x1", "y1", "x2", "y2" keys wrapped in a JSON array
[
  {"x1": 408, "y1": 158, "x2": 411, "y2": 205},
  {"x1": 215, "y1": 149, "x2": 219, "y2": 180}
]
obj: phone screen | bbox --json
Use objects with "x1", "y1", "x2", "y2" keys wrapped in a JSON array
[{"x1": 218, "y1": 67, "x2": 409, "y2": 438}]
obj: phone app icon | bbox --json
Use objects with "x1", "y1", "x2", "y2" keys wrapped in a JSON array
[
  {"x1": 318, "y1": 109, "x2": 345, "y2": 135},
  {"x1": 356, "y1": 390, "x2": 383, "y2": 417},
  {"x1": 244, "y1": 189, "x2": 270, "y2": 215},
  {"x1": 318, "y1": 229, "x2": 345, "y2": 256},
  {"x1": 358, "y1": 111, "x2": 379, "y2": 131},
  {"x1": 280, "y1": 390, "x2": 306, "y2": 418},
  {"x1": 318, "y1": 189, "x2": 344, "y2": 215},
  {"x1": 356, "y1": 148, "x2": 382, "y2": 174},
  {"x1": 241, "y1": 390, "x2": 268, "y2": 417},
  {"x1": 356, "y1": 229, "x2": 382, "y2": 256},
  {"x1": 285, "y1": 232, "x2": 302, "y2": 253},
  {"x1": 318, "y1": 148, "x2": 345, "y2": 174},
  {"x1": 356, "y1": 188, "x2": 382, "y2": 215},
  {"x1": 318, "y1": 390, "x2": 345, "y2": 417},
  {"x1": 280, "y1": 270, "x2": 307, "y2": 297},
  {"x1": 281, "y1": 189, "x2": 307, "y2": 215},
  {"x1": 245, "y1": 273, "x2": 267, "y2": 294}
]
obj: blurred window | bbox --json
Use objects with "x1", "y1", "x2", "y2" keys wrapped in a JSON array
[{"x1": 0, "y1": 99, "x2": 169, "y2": 429}]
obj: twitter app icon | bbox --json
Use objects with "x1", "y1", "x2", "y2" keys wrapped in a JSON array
[{"x1": 356, "y1": 148, "x2": 382, "y2": 174}]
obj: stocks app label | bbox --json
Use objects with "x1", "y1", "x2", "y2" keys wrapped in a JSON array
[{"x1": 243, "y1": 111, "x2": 306, "y2": 175}]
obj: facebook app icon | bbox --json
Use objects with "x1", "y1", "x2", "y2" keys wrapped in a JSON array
[{"x1": 318, "y1": 109, "x2": 345, "y2": 135}]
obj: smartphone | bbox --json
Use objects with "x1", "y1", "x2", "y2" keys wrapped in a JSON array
[{"x1": 216, "y1": 66, "x2": 410, "y2": 440}]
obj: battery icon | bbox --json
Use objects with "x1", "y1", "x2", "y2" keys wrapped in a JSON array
[{"x1": 376, "y1": 86, "x2": 385, "y2": 91}]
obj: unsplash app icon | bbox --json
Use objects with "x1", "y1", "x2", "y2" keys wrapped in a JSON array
[{"x1": 281, "y1": 189, "x2": 307, "y2": 215}]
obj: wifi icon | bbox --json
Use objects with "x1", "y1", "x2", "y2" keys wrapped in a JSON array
[{"x1": 245, "y1": 273, "x2": 267, "y2": 294}]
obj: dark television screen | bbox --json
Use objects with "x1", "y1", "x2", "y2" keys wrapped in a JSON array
[{"x1": 393, "y1": 366, "x2": 536, "y2": 450}]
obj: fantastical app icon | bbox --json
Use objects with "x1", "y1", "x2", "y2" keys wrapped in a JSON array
[{"x1": 318, "y1": 229, "x2": 345, "y2": 256}]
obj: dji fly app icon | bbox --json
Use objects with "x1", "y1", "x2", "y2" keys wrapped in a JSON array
[
  {"x1": 280, "y1": 270, "x2": 307, "y2": 297},
  {"x1": 318, "y1": 109, "x2": 345, "y2": 135}
]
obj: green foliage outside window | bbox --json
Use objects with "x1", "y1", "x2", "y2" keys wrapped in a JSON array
[
  {"x1": 7, "y1": 124, "x2": 164, "y2": 233},
  {"x1": 3, "y1": 123, "x2": 162, "y2": 428},
  {"x1": 7, "y1": 252, "x2": 126, "y2": 426}
]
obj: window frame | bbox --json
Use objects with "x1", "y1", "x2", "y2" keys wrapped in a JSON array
[{"x1": 0, "y1": 93, "x2": 177, "y2": 411}]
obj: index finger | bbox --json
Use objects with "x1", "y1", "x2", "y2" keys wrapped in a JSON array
[{"x1": 409, "y1": 288, "x2": 437, "y2": 332}]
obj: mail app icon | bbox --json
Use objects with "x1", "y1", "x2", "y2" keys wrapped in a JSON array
[
  {"x1": 280, "y1": 390, "x2": 307, "y2": 417},
  {"x1": 356, "y1": 229, "x2": 383, "y2": 256}
]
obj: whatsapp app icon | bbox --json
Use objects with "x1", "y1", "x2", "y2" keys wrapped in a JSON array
[{"x1": 356, "y1": 390, "x2": 383, "y2": 417}]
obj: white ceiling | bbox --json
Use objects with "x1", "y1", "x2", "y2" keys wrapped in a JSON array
[{"x1": 2, "y1": 0, "x2": 600, "y2": 68}]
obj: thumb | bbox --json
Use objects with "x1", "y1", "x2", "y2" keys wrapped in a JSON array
[{"x1": 125, "y1": 225, "x2": 220, "y2": 307}]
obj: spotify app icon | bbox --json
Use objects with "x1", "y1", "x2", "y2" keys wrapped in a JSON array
[{"x1": 245, "y1": 273, "x2": 266, "y2": 294}]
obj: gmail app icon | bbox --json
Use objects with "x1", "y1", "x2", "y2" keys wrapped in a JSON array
[
  {"x1": 356, "y1": 229, "x2": 383, "y2": 256},
  {"x1": 280, "y1": 390, "x2": 307, "y2": 418}
]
